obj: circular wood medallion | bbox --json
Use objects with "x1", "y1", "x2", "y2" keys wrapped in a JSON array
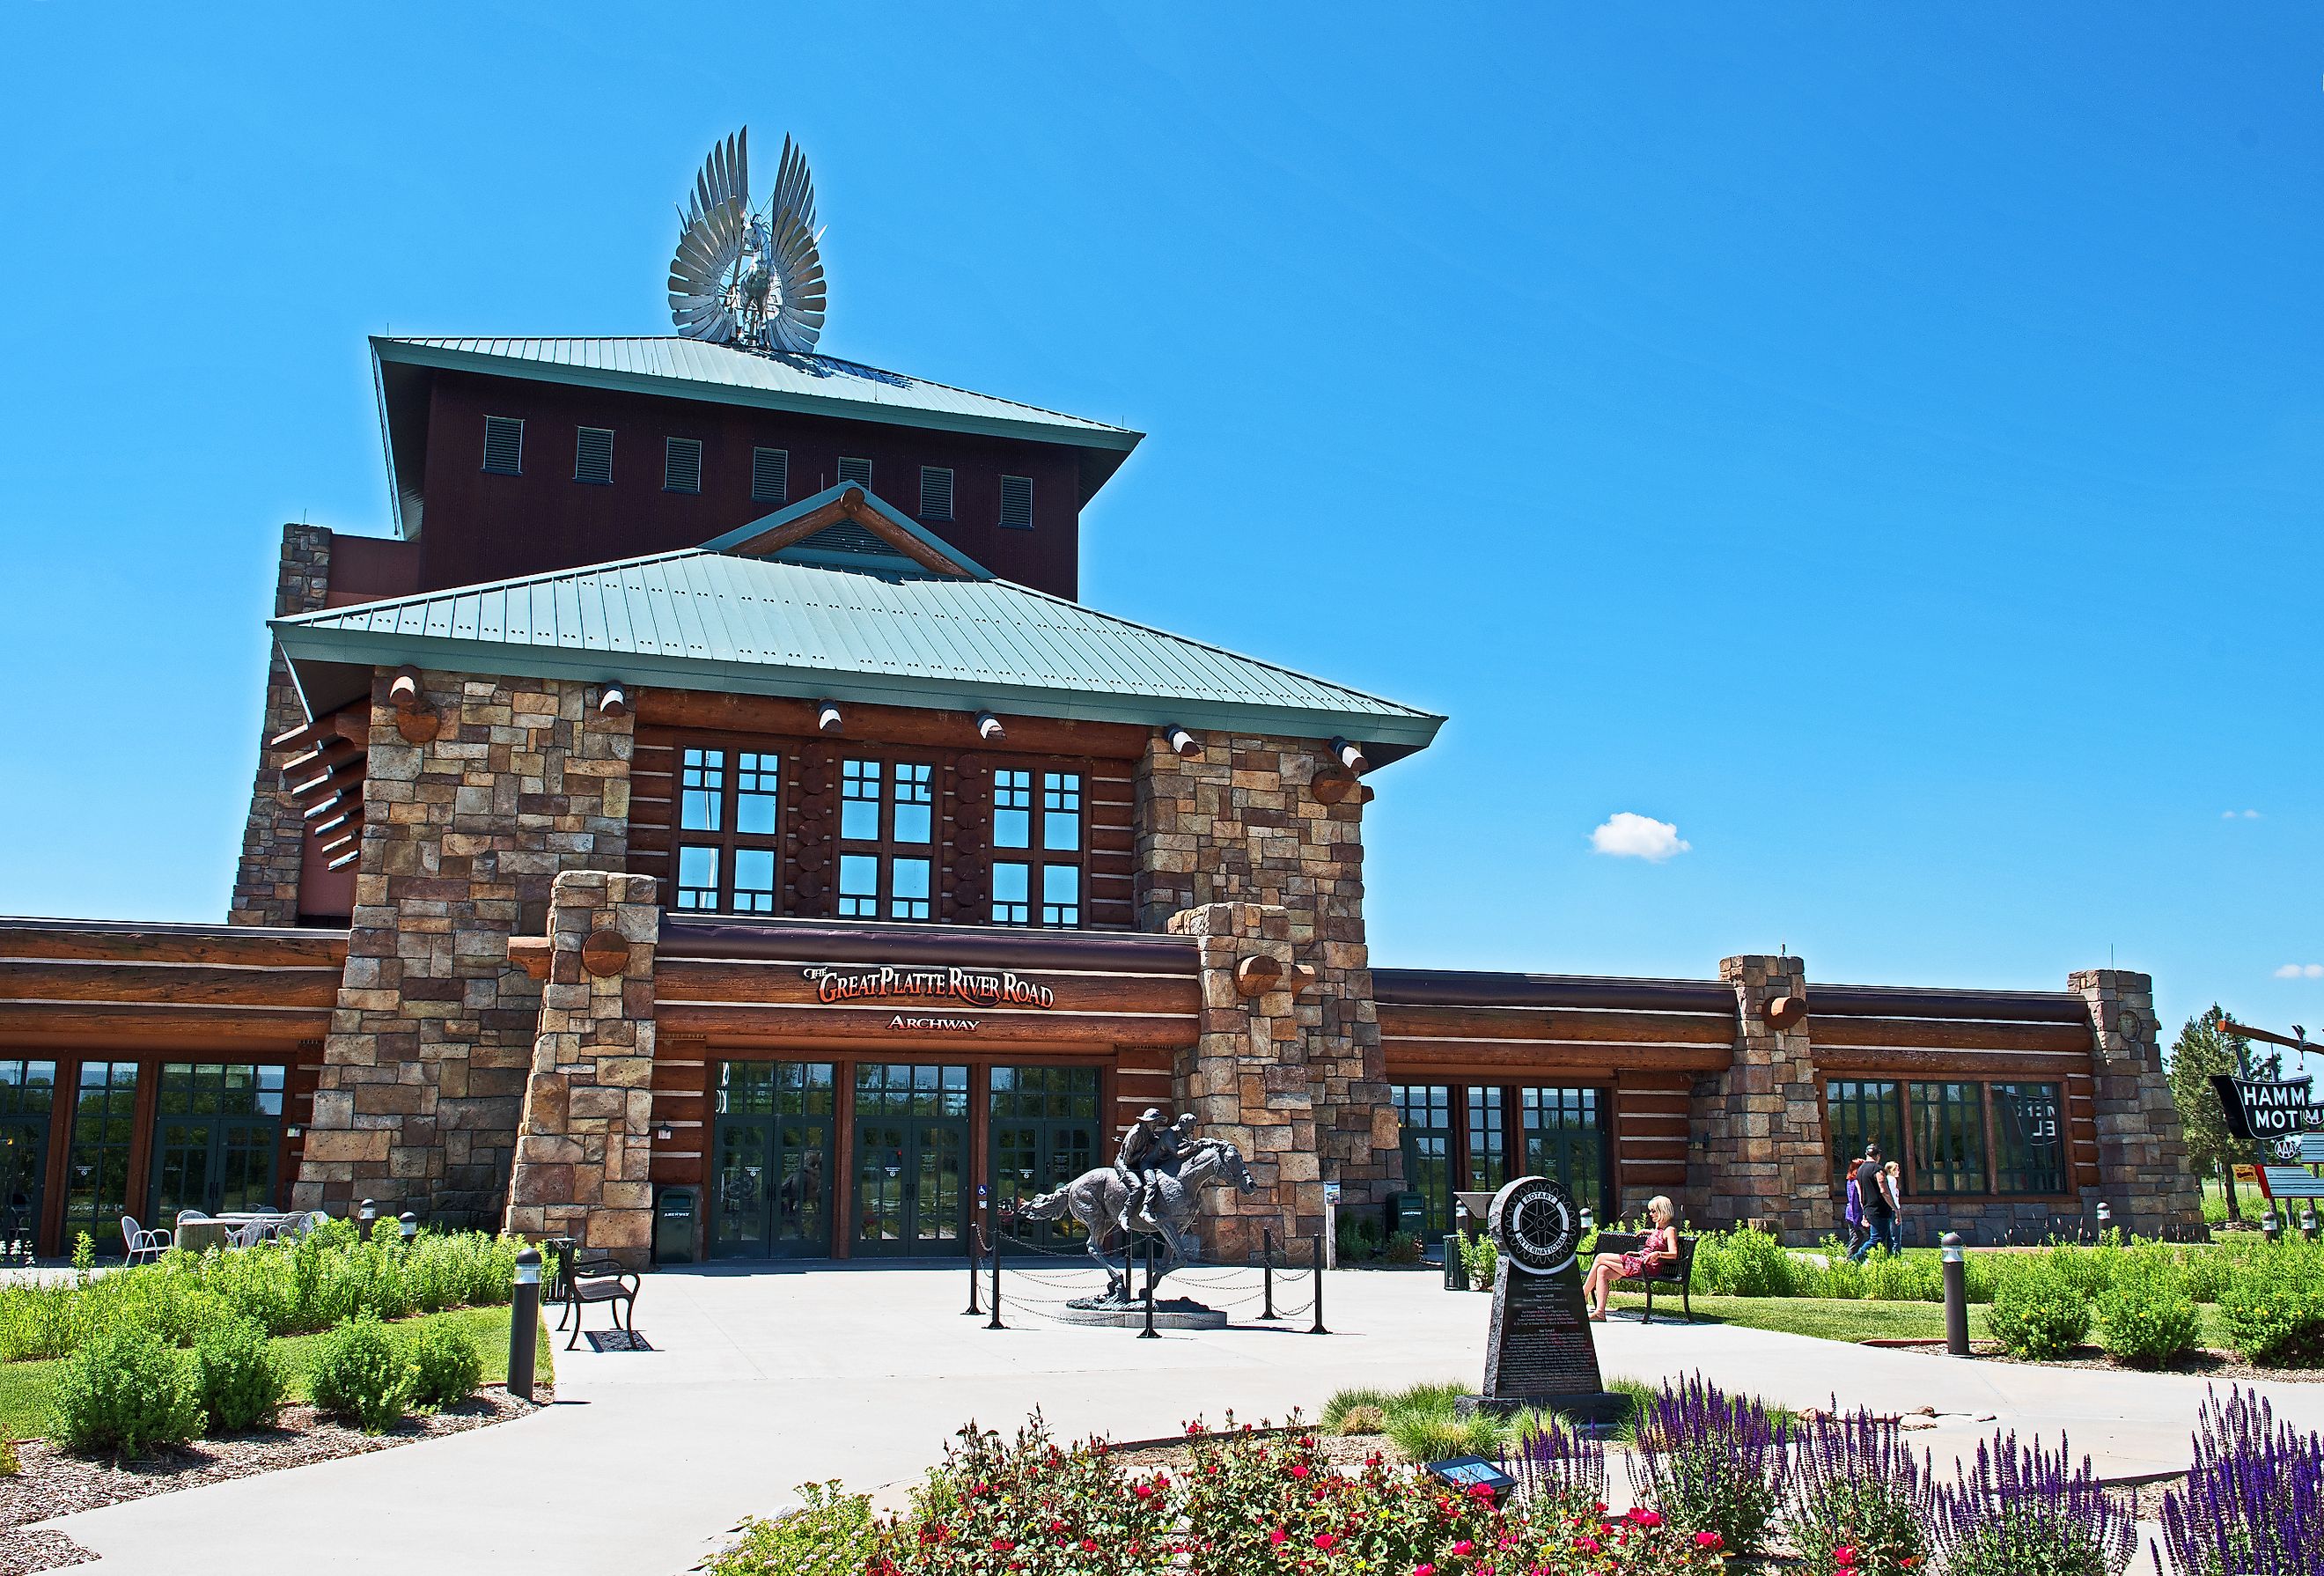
[
  {"x1": 580, "y1": 929, "x2": 632, "y2": 978},
  {"x1": 393, "y1": 708, "x2": 442, "y2": 744}
]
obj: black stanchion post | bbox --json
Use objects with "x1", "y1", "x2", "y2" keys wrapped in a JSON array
[
  {"x1": 1941, "y1": 1232, "x2": 1969, "y2": 1357},
  {"x1": 508, "y1": 1248, "x2": 541, "y2": 1398},
  {"x1": 1310, "y1": 1234, "x2": 1327, "y2": 1335},
  {"x1": 986, "y1": 1185, "x2": 1004, "y2": 1330},
  {"x1": 1260, "y1": 1227, "x2": 1277, "y2": 1320},
  {"x1": 1139, "y1": 1238, "x2": 1159, "y2": 1339},
  {"x1": 965, "y1": 1186, "x2": 985, "y2": 1315}
]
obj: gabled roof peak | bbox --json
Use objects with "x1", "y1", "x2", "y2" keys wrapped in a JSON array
[{"x1": 702, "y1": 482, "x2": 991, "y2": 581}]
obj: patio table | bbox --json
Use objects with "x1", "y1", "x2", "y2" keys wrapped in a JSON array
[{"x1": 173, "y1": 1219, "x2": 234, "y2": 1253}]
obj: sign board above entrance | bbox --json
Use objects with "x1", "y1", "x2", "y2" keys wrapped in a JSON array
[
  {"x1": 801, "y1": 964, "x2": 1055, "y2": 1011},
  {"x1": 2211, "y1": 1073, "x2": 2318, "y2": 1144}
]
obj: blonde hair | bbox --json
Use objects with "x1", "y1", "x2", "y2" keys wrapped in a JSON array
[
  {"x1": 1648, "y1": 1195, "x2": 1675, "y2": 1223},
  {"x1": 1884, "y1": 1161, "x2": 1901, "y2": 1177}
]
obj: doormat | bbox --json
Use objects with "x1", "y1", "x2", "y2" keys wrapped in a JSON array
[{"x1": 585, "y1": 1329, "x2": 655, "y2": 1352}]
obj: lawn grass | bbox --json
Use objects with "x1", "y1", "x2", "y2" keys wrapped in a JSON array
[
  {"x1": 0, "y1": 1305, "x2": 552, "y2": 1443},
  {"x1": 1606, "y1": 1290, "x2": 2235, "y2": 1349}
]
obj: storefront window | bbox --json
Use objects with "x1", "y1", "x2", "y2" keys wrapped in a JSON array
[
  {"x1": 1392, "y1": 1085, "x2": 1453, "y2": 1238},
  {"x1": 1826, "y1": 1079, "x2": 1903, "y2": 1183},
  {"x1": 1463, "y1": 1086, "x2": 1506, "y2": 1193},
  {"x1": 1908, "y1": 1080, "x2": 1988, "y2": 1195},
  {"x1": 63, "y1": 1062, "x2": 138, "y2": 1249},
  {"x1": 0, "y1": 1062, "x2": 55, "y2": 1253},
  {"x1": 1519, "y1": 1086, "x2": 1603, "y2": 1219},
  {"x1": 674, "y1": 745, "x2": 783, "y2": 914},
  {"x1": 841, "y1": 757, "x2": 938, "y2": 921},
  {"x1": 150, "y1": 1064, "x2": 284, "y2": 1221},
  {"x1": 1990, "y1": 1082, "x2": 2065, "y2": 1195},
  {"x1": 989, "y1": 1065, "x2": 1101, "y2": 1247}
]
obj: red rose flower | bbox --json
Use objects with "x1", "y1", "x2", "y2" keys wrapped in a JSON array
[{"x1": 1695, "y1": 1531, "x2": 1724, "y2": 1549}]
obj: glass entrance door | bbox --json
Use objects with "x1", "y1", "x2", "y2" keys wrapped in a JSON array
[
  {"x1": 710, "y1": 1062, "x2": 835, "y2": 1259},
  {"x1": 0, "y1": 1062, "x2": 55, "y2": 1257},
  {"x1": 853, "y1": 1064, "x2": 968, "y2": 1256},
  {"x1": 1520, "y1": 1086, "x2": 1607, "y2": 1220},
  {"x1": 989, "y1": 1065, "x2": 1101, "y2": 1248},
  {"x1": 148, "y1": 1064, "x2": 286, "y2": 1223}
]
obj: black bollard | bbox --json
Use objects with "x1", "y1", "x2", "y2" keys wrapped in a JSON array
[
  {"x1": 509, "y1": 1248, "x2": 541, "y2": 1398},
  {"x1": 1940, "y1": 1232, "x2": 1969, "y2": 1358},
  {"x1": 985, "y1": 1185, "x2": 1004, "y2": 1330},
  {"x1": 1260, "y1": 1227, "x2": 1278, "y2": 1320},
  {"x1": 1446, "y1": 1204, "x2": 1469, "y2": 1292},
  {"x1": 2264, "y1": 1209, "x2": 2282, "y2": 1243},
  {"x1": 1310, "y1": 1234, "x2": 1328, "y2": 1335},
  {"x1": 964, "y1": 1186, "x2": 985, "y2": 1315},
  {"x1": 1139, "y1": 1238, "x2": 1159, "y2": 1339},
  {"x1": 2303, "y1": 1207, "x2": 2319, "y2": 1243}
]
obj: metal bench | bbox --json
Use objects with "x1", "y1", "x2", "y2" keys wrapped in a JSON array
[
  {"x1": 1594, "y1": 1230, "x2": 1696, "y2": 1324},
  {"x1": 550, "y1": 1241, "x2": 640, "y2": 1350}
]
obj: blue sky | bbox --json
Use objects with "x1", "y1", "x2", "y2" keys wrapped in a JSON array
[{"x1": 1, "y1": 5, "x2": 2320, "y2": 1053}]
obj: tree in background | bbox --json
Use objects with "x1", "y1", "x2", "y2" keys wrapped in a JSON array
[{"x1": 2167, "y1": 1005, "x2": 2263, "y2": 1221}]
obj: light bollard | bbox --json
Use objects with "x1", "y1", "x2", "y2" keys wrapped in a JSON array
[
  {"x1": 1138, "y1": 1239, "x2": 1159, "y2": 1340},
  {"x1": 508, "y1": 1248, "x2": 541, "y2": 1399},
  {"x1": 1259, "y1": 1227, "x2": 1278, "y2": 1320},
  {"x1": 1446, "y1": 1204, "x2": 1469, "y2": 1292},
  {"x1": 2264, "y1": 1209, "x2": 2281, "y2": 1243},
  {"x1": 1941, "y1": 1233, "x2": 1970, "y2": 1357},
  {"x1": 2303, "y1": 1206, "x2": 2319, "y2": 1242},
  {"x1": 399, "y1": 1211, "x2": 418, "y2": 1248}
]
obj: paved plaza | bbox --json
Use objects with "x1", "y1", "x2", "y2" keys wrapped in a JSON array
[{"x1": 40, "y1": 1265, "x2": 2324, "y2": 1574}]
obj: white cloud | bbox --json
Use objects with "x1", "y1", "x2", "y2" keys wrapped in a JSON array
[
  {"x1": 2276, "y1": 964, "x2": 2324, "y2": 980},
  {"x1": 2224, "y1": 809, "x2": 2262, "y2": 820},
  {"x1": 1590, "y1": 812, "x2": 1691, "y2": 863}
]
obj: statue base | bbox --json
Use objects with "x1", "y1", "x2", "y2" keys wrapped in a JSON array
[{"x1": 1055, "y1": 1298, "x2": 1230, "y2": 1329}]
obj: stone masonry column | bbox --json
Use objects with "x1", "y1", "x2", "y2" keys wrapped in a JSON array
[
  {"x1": 1688, "y1": 955, "x2": 1831, "y2": 1241},
  {"x1": 228, "y1": 523, "x2": 334, "y2": 927},
  {"x1": 2070, "y1": 969, "x2": 2203, "y2": 1237},
  {"x1": 502, "y1": 872, "x2": 659, "y2": 1267},
  {"x1": 1168, "y1": 902, "x2": 1321, "y2": 1260}
]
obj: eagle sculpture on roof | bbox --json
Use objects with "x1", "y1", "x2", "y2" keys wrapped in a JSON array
[{"x1": 667, "y1": 128, "x2": 827, "y2": 355}]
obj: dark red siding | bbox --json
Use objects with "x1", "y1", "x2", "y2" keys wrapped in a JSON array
[{"x1": 414, "y1": 372, "x2": 1086, "y2": 597}]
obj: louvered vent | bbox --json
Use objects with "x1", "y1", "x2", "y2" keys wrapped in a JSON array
[
  {"x1": 801, "y1": 520, "x2": 893, "y2": 557},
  {"x1": 1000, "y1": 474, "x2": 1034, "y2": 529},
  {"x1": 665, "y1": 437, "x2": 703, "y2": 494},
  {"x1": 574, "y1": 427, "x2": 614, "y2": 485},
  {"x1": 752, "y1": 446, "x2": 790, "y2": 504},
  {"x1": 837, "y1": 455, "x2": 872, "y2": 488},
  {"x1": 919, "y1": 466, "x2": 955, "y2": 520},
  {"x1": 482, "y1": 416, "x2": 524, "y2": 475}
]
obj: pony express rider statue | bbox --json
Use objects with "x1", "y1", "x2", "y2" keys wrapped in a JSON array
[{"x1": 1115, "y1": 1109, "x2": 1197, "y2": 1234}]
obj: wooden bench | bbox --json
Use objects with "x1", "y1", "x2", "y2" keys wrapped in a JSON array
[
  {"x1": 1592, "y1": 1231, "x2": 1696, "y2": 1324},
  {"x1": 550, "y1": 1242, "x2": 641, "y2": 1350}
]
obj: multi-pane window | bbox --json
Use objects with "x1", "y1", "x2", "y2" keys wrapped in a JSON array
[
  {"x1": 665, "y1": 437, "x2": 704, "y2": 493},
  {"x1": 482, "y1": 416, "x2": 524, "y2": 475},
  {"x1": 990, "y1": 769, "x2": 1084, "y2": 928},
  {"x1": 64, "y1": 1062, "x2": 138, "y2": 1249},
  {"x1": 1519, "y1": 1086, "x2": 1603, "y2": 1218},
  {"x1": 1990, "y1": 1083, "x2": 2065, "y2": 1195},
  {"x1": 1000, "y1": 474, "x2": 1034, "y2": 529},
  {"x1": 839, "y1": 758, "x2": 936, "y2": 921},
  {"x1": 751, "y1": 446, "x2": 790, "y2": 504},
  {"x1": 674, "y1": 746, "x2": 783, "y2": 914},
  {"x1": 1909, "y1": 1081, "x2": 1988, "y2": 1195},
  {"x1": 574, "y1": 426, "x2": 614, "y2": 484},
  {"x1": 989, "y1": 1065, "x2": 1101, "y2": 1247},
  {"x1": 0, "y1": 1061, "x2": 55, "y2": 1251},
  {"x1": 150, "y1": 1064, "x2": 285, "y2": 1221},
  {"x1": 1464, "y1": 1085, "x2": 1506, "y2": 1193},
  {"x1": 920, "y1": 466, "x2": 954, "y2": 520},
  {"x1": 837, "y1": 455, "x2": 872, "y2": 488},
  {"x1": 1826, "y1": 1079, "x2": 1904, "y2": 1185}
]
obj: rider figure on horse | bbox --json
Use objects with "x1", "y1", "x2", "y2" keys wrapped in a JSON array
[{"x1": 1116, "y1": 1109, "x2": 1196, "y2": 1234}]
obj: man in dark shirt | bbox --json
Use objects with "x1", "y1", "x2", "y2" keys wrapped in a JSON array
[{"x1": 1849, "y1": 1143, "x2": 1893, "y2": 1263}]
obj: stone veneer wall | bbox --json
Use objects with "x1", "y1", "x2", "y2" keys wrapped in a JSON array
[
  {"x1": 503, "y1": 871, "x2": 659, "y2": 1264},
  {"x1": 2071, "y1": 969, "x2": 2205, "y2": 1238},
  {"x1": 228, "y1": 524, "x2": 335, "y2": 927},
  {"x1": 1685, "y1": 956, "x2": 1833, "y2": 1236},
  {"x1": 1167, "y1": 902, "x2": 1323, "y2": 1256},
  {"x1": 1135, "y1": 734, "x2": 1401, "y2": 1217},
  {"x1": 291, "y1": 671, "x2": 633, "y2": 1227}
]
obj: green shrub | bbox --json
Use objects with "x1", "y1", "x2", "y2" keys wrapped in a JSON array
[
  {"x1": 707, "y1": 1482, "x2": 887, "y2": 1576},
  {"x1": 1383, "y1": 1230, "x2": 1423, "y2": 1265},
  {"x1": 2217, "y1": 1242, "x2": 2324, "y2": 1366},
  {"x1": 193, "y1": 1314, "x2": 284, "y2": 1432},
  {"x1": 1693, "y1": 1226, "x2": 1800, "y2": 1299},
  {"x1": 1865, "y1": 1250, "x2": 1943, "y2": 1303},
  {"x1": 2097, "y1": 1258, "x2": 2200, "y2": 1368},
  {"x1": 308, "y1": 1315, "x2": 408, "y2": 1432},
  {"x1": 0, "y1": 1438, "x2": 19, "y2": 1476},
  {"x1": 1460, "y1": 1232, "x2": 1498, "y2": 1289},
  {"x1": 1385, "y1": 1405, "x2": 1500, "y2": 1462},
  {"x1": 404, "y1": 1320, "x2": 483, "y2": 1409},
  {"x1": 1320, "y1": 1386, "x2": 1389, "y2": 1431},
  {"x1": 1986, "y1": 1262, "x2": 2092, "y2": 1360},
  {"x1": 50, "y1": 1327, "x2": 203, "y2": 1457}
]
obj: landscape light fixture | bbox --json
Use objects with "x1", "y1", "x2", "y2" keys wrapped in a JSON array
[
  {"x1": 399, "y1": 1211, "x2": 418, "y2": 1243},
  {"x1": 358, "y1": 1198, "x2": 376, "y2": 1226},
  {"x1": 1423, "y1": 1456, "x2": 1518, "y2": 1499}
]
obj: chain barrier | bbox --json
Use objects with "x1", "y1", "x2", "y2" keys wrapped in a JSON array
[{"x1": 966, "y1": 1233, "x2": 1325, "y2": 1329}]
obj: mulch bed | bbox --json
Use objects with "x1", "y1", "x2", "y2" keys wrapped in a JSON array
[
  {"x1": 0, "y1": 1384, "x2": 551, "y2": 1576},
  {"x1": 1894, "y1": 1341, "x2": 2324, "y2": 1384}
]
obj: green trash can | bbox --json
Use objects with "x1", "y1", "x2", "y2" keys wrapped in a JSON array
[
  {"x1": 1388, "y1": 1191, "x2": 1427, "y2": 1240},
  {"x1": 653, "y1": 1186, "x2": 697, "y2": 1265}
]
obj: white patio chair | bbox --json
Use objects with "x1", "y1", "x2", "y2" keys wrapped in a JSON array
[
  {"x1": 226, "y1": 1219, "x2": 270, "y2": 1249},
  {"x1": 174, "y1": 1208, "x2": 210, "y2": 1227},
  {"x1": 121, "y1": 1215, "x2": 169, "y2": 1263}
]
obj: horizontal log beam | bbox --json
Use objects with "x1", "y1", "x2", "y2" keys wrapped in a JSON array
[
  {"x1": 659, "y1": 919, "x2": 1198, "y2": 975},
  {"x1": 1375, "y1": 968, "x2": 1739, "y2": 1014},
  {"x1": 636, "y1": 690, "x2": 1150, "y2": 759},
  {"x1": 1811, "y1": 1046, "x2": 2094, "y2": 1075},
  {"x1": 1810, "y1": 1018, "x2": 2093, "y2": 1054},
  {"x1": 0, "y1": 924, "x2": 345, "y2": 968},
  {"x1": 1809, "y1": 985, "x2": 2088, "y2": 1024},
  {"x1": 653, "y1": 1002, "x2": 1193, "y2": 1049},
  {"x1": 1378, "y1": 1003, "x2": 1737, "y2": 1047},
  {"x1": 1383, "y1": 1042, "x2": 1732, "y2": 1078},
  {"x1": 0, "y1": 1002, "x2": 332, "y2": 1043},
  {"x1": 0, "y1": 961, "x2": 340, "y2": 1009}
]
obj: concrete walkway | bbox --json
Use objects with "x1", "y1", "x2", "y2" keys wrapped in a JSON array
[{"x1": 40, "y1": 1267, "x2": 2324, "y2": 1574}]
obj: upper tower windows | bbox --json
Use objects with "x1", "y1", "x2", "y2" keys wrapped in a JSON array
[
  {"x1": 482, "y1": 416, "x2": 524, "y2": 475},
  {"x1": 752, "y1": 446, "x2": 790, "y2": 504},
  {"x1": 664, "y1": 438, "x2": 704, "y2": 494},
  {"x1": 1000, "y1": 475, "x2": 1033, "y2": 530},
  {"x1": 837, "y1": 455, "x2": 872, "y2": 488},
  {"x1": 574, "y1": 427, "x2": 614, "y2": 485}
]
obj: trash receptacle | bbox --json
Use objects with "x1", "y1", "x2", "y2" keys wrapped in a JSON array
[
  {"x1": 1388, "y1": 1191, "x2": 1427, "y2": 1240},
  {"x1": 653, "y1": 1186, "x2": 697, "y2": 1265}
]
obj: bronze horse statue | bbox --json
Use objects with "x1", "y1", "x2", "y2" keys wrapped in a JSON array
[{"x1": 1018, "y1": 1137, "x2": 1257, "y2": 1304}]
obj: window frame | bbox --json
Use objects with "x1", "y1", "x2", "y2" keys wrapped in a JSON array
[
  {"x1": 664, "y1": 436, "x2": 705, "y2": 495},
  {"x1": 751, "y1": 446, "x2": 791, "y2": 504},
  {"x1": 837, "y1": 753, "x2": 939, "y2": 923},
  {"x1": 1989, "y1": 1081, "x2": 2067, "y2": 1196},
  {"x1": 574, "y1": 425, "x2": 614, "y2": 485},
  {"x1": 987, "y1": 766, "x2": 1085, "y2": 929},
  {"x1": 999, "y1": 474, "x2": 1034, "y2": 530},
  {"x1": 837, "y1": 455, "x2": 872, "y2": 489},
  {"x1": 482, "y1": 416, "x2": 524, "y2": 475},
  {"x1": 671, "y1": 743, "x2": 788, "y2": 917},
  {"x1": 919, "y1": 466, "x2": 955, "y2": 521}
]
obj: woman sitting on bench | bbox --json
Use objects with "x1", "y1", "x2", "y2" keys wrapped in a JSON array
[{"x1": 1583, "y1": 1195, "x2": 1678, "y2": 1322}]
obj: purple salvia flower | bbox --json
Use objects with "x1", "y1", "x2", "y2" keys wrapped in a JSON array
[
  {"x1": 1931, "y1": 1430, "x2": 2136, "y2": 1576},
  {"x1": 1510, "y1": 1414, "x2": 1607, "y2": 1519},
  {"x1": 1625, "y1": 1372, "x2": 1790, "y2": 1558},
  {"x1": 2156, "y1": 1386, "x2": 2324, "y2": 1576}
]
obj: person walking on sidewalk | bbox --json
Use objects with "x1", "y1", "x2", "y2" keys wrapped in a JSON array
[{"x1": 1849, "y1": 1144, "x2": 1894, "y2": 1262}]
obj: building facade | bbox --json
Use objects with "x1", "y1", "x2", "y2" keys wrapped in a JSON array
[{"x1": 0, "y1": 334, "x2": 2204, "y2": 1264}]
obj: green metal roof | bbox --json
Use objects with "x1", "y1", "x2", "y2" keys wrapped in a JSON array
[
  {"x1": 273, "y1": 552, "x2": 1443, "y2": 759},
  {"x1": 372, "y1": 337, "x2": 1141, "y2": 447}
]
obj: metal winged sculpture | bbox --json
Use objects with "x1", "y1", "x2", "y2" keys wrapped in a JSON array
[{"x1": 668, "y1": 128, "x2": 827, "y2": 355}]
